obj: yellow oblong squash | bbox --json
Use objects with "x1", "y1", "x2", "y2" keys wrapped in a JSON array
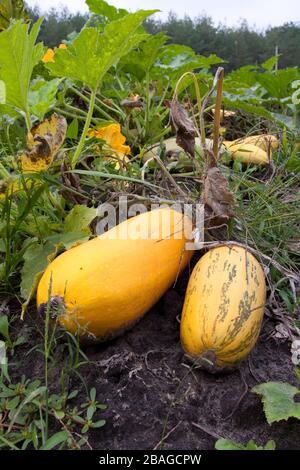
[
  {"x1": 223, "y1": 142, "x2": 269, "y2": 165},
  {"x1": 180, "y1": 245, "x2": 266, "y2": 369},
  {"x1": 37, "y1": 208, "x2": 194, "y2": 341},
  {"x1": 232, "y1": 134, "x2": 279, "y2": 152}
]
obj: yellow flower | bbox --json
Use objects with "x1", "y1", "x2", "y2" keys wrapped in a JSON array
[
  {"x1": 88, "y1": 124, "x2": 131, "y2": 157},
  {"x1": 42, "y1": 48, "x2": 54, "y2": 63},
  {"x1": 42, "y1": 44, "x2": 67, "y2": 63}
]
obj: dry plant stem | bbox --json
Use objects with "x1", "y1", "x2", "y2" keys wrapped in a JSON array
[
  {"x1": 212, "y1": 68, "x2": 224, "y2": 159},
  {"x1": 153, "y1": 420, "x2": 182, "y2": 450},
  {"x1": 152, "y1": 154, "x2": 189, "y2": 199},
  {"x1": 192, "y1": 421, "x2": 222, "y2": 440}
]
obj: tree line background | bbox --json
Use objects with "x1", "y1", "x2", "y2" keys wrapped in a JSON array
[{"x1": 27, "y1": 5, "x2": 300, "y2": 70}]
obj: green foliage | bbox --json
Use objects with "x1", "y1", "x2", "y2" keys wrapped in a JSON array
[
  {"x1": 0, "y1": 81, "x2": 6, "y2": 104},
  {"x1": 0, "y1": 314, "x2": 26, "y2": 351},
  {"x1": 215, "y1": 438, "x2": 276, "y2": 450},
  {"x1": 66, "y1": 118, "x2": 79, "y2": 140},
  {"x1": 63, "y1": 205, "x2": 96, "y2": 234},
  {"x1": 86, "y1": 0, "x2": 128, "y2": 21},
  {"x1": 119, "y1": 32, "x2": 168, "y2": 80},
  {"x1": 0, "y1": 18, "x2": 44, "y2": 125},
  {"x1": 252, "y1": 381, "x2": 300, "y2": 424},
  {"x1": 20, "y1": 204, "x2": 97, "y2": 310},
  {"x1": 223, "y1": 65, "x2": 300, "y2": 129},
  {"x1": 28, "y1": 78, "x2": 62, "y2": 121},
  {"x1": 20, "y1": 240, "x2": 60, "y2": 305},
  {"x1": 261, "y1": 55, "x2": 279, "y2": 72},
  {"x1": 26, "y1": 6, "x2": 300, "y2": 70},
  {"x1": 145, "y1": 14, "x2": 300, "y2": 70},
  {"x1": 256, "y1": 69, "x2": 300, "y2": 99},
  {"x1": 46, "y1": 10, "x2": 156, "y2": 91},
  {"x1": 0, "y1": 374, "x2": 106, "y2": 449},
  {"x1": 29, "y1": 6, "x2": 87, "y2": 48},
  {"x1": 286, "y1": 142, "x2": 300, "y2": 173},
  {"x1": 0, "y1": 1, "x2": 300, "y2": 451}
]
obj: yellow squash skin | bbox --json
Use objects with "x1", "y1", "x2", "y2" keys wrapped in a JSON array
[
  {"x1": 37, "y1": 208, "x2": 194, "y2": 341},
  {"x1": 180, "y1": 245, "x2": 266, "y2": 369},
  {"x1": 223, "y1": 142, "x2": 269, "y2": 165},
  {"x1": 232, "y1": 134, "x2": 279, "y2": 152}
]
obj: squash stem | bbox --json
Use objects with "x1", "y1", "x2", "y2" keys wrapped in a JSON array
[
  {"x1": 212, "y1": 67, "x2": 224, "y2": 160},
  {"x1": 24, "y1": 110, "x2": 32, "y2": 133}
]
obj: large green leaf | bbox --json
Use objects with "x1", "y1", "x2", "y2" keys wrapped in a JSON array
[
  {"x1": 261, "y1": 55, "x2": 279, "y2": 72},
  {"x1": 0, "y1": 18, "x2": 44, "y2": 114},
  {"x1": 20, "y1": 240, "x2": 59, "y2": 310},
  {"x1": 256, "y1": 69, "x2": 300, "y2": 99},
  {"x1": 225, "y1": 65, "x2": 258, "y2": 88},
  {"x1": 47, "y1": 10, "x2": 157, "y2": 91},
  {"x1": 0, "y1": 81, "x2": 5, "y2": 104},
  {"x1": 86, "y1": 0, "x2": 128, "y2": 21},
  {"x1": 153, "y1": 44, "x2": 223, "y2": 87},
  {"x1": 63, "y1": 205, "x2": 97, "y2": 234},
  {"x1": 20, "y1": 205, "x2": 97, "y2": 313},
  {"x1": 119, "y1": 32, "x2": 167, "y2": 80},
  {"x1": 252, "y1": 381, "x2": 300, "y2": 424},
  {"x1": 223, "y1": 95, "x2": 295, "y2": 129},
  {"x1": 223, "y1": 95, "x2": 274, "y2": 120},
  {"x1": 28, "y1": 78, "x2": 62, "y2": 121}
]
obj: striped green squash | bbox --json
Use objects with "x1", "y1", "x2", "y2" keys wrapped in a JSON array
[{"x1": 180, "y1": 245, "x2": 266, "y2": 369}]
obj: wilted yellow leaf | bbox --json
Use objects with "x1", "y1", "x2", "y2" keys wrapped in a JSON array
[{"x1": 20, "y1": 113, "x2": 67, "y2": 172}]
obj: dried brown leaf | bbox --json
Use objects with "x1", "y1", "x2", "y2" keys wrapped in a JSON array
[
  {"x1": 168, "y1": 99, "x2": 196, "y2": 157},
  {"x1": 203, "y1": 166, "x2": 235, "y2": 227}
]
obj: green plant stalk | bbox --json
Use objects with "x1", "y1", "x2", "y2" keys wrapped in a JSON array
[
  {"x1": 70, "y1": 86, "x2": 115, "y2": 121},
  {"x1": 0, "y1": 435, "x2": 19, "y2": 450},
  {"x1": 157, "y1": 80, "x2": 170, "y2": 110},
  {"x1": 47, "y1": 190, "x2": 66, "y2": 217},
  {"x1": 212, "y1": 67, "x2": 224, "y2": 159},
  {"x1": 0, "y1": 162, "x2": 10, "y2": 178},
  {"x1": 115, "y1": 74, "x2": 125, "y2": 92},
  {"x1": 71, "y1": 88, "x2": 96, "y2": 168},
  {"x1": 64, "y1": 103, "x2": 88, "y2": 117},
  {"x1": 53, "y1": 107, "x2": 98, "y2": 124},
  {"x1": 5, "y1": 125, "x2": 14, "y2": 156},
  {"x1": 24, "y1": 109, "x2": 32, "y2": 132},
  {"x1": 144, "y1": 71, "x2": 151, "y2": 137},
  {"x1": 98, "y1": 95, "x2": 125, "y2": 119}
]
